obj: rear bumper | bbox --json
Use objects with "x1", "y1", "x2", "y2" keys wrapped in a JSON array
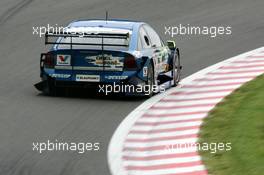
[
  {"x1": 35, "y1": 76, "x2": 147, "y2": 96},
  {"x1": 41, "y1": 68, "x2": 145, "y2": 87},
  {"x1": 41, "y1": 67, "x2": 146, "y2": 85}
]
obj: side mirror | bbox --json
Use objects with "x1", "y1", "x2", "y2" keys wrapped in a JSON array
[{"x1": 167, "y1": 40, "x2": 176, "y2": 50}]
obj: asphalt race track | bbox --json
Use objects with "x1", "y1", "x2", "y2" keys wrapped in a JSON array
[{"x1": 0, "y1": 0, "x2": 263, "y2": 175}]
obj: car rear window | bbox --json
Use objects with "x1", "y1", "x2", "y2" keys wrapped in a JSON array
[{"x1": 54, "y1": 35, "x2": 130, "y2": 51}]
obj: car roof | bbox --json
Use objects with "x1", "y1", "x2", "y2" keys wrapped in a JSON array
[{"x1": 68, "y1": 19, "x2": 144, "y2": 31}]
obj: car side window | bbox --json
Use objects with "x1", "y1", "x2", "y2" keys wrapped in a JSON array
[
  {"x1": 139, "y1": 27, "x2": 151, "y2": 49},
  {"x1": 137, "y1": 35, "x2": 143, "y2": 50},
  {"x1": 143, "y1": 25, "x2": 162, "y2": 48}
]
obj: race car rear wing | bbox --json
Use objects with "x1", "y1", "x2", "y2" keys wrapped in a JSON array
[{"x1": 45, "y1": 31, "x2": 130, "y2": 48}]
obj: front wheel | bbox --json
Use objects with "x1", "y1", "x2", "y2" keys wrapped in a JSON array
[
  {"x1": 145, "y1": 63, "x2": 154, "y2": 97},
  {"x1": 172, "y1": 48, "x2": 181, "y2": 86}
]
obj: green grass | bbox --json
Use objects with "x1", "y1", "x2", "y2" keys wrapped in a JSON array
[{"x1": 199, "y1": 75, "x2": 264, "y2": 175}]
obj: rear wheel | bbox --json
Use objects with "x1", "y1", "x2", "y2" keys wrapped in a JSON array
[
  {"x1": 172, "y1": 48, "x2": 181, "y2": 86},
  {"x1": 43, "y1": 78, "x2": 60, "y2": 96}
]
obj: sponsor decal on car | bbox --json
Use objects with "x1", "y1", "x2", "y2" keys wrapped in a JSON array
[
  {"x1": 56, "y1": 55, "x2": 71, "y2": 66},
  {"x1": 85, "y1": 54, "x2": 123, "y2": 67},
  {"x1": 105, "y1": 76, "x2": 128, "y2": 80},
  {"x1": 76, "y1": 75, "x2": 100, "y2": 82},
  {"x1": 50, "y1": 74, "x2": 71, "y2": 78}
]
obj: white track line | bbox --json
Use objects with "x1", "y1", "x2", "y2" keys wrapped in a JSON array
[{"x1": 108, "y1": 47, "x2": 264, "y2": 175}]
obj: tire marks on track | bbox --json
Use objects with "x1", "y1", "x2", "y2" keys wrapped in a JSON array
[{"x1": 0, "y1": 0, "x2": 33, "y2": 25}]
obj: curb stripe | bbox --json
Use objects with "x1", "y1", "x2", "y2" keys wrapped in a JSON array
[
  {"x1": 142, "y1": 111, "x2": 208, "y2": 118},
  {"x1": 160, "y1": 96, "x2": 224, "y2": 102},
  {"x1": 207, "y1": 69, "x2": 264, "y2": 75},
  {"x1": 129, "y1": 126, "x2": 201, "y2": 134},
  {"x1": 232, "y1": 60, "x2": 264, "y2": 63},
  {"x1": 220, "y1": 64, "x2": 264, "y2": 69},
  {"x1": 153, "y1": 170, "x2": 207, "y2": 175},
  {"x1": 150, "y1": 103, "x2": 216, "y2": 110},
  {"x1": 123, "y1": 152, "x2": 199, "y2": 161},
  {"x1": 171, "y1": 88, "x2": 235, "y2": 95},
  {"x1": 247, "y1": 55, "x2": 264, "y2": 58},
  {"x1": 135, "y1": 118, "x2": 203, "y2": 126},
  {"x1": 123, "y1": 145, "x2": 197, "y2": 152},
  {"x1": 125, "y1": 161, "x2": 203, "y2": 171},
  {"x1": 125, "y1": 134, "x2": 198, "y2": 143},
  {"x1": 193, "y1": 76, "x2": 256, "y2": 81},
  {"x1": 182, "y1": 82, "x2": 246, "y2": 88}
]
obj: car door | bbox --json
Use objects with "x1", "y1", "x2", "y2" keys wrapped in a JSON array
[{"x1": 143, "y1": 25, "x2": 169, "y2": 74}]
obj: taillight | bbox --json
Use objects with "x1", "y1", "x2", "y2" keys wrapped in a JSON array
[
  {"x1": 44, "y1": 53, "x2": 55, "y2": 68},
  {"x1": 124, "y1": 55, "x2": 137, "y2": 70}
]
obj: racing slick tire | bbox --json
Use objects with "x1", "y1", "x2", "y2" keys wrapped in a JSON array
[
  {"x1": 172, "y1": 48, "x2": 181, "y2": 86},
  {"x1": 43, "y1": 78, "x2": 61, "y2": 96},
  {"x1": 145, "y1": 63, "x2": 154, "y2": 97}
]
